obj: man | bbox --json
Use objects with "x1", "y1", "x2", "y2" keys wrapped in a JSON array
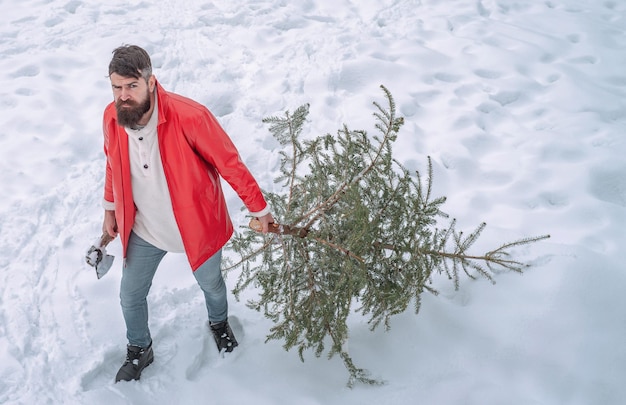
[{"x1": 101, "y1": 45, "x2": 274, "y2": 382}]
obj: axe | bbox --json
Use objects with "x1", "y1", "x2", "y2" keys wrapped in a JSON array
[{"x1": 85, "y1": 232, "x2": 115, "y2": 279}]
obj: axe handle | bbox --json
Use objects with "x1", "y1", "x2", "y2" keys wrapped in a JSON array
[{"x1": 99, "y1": 232, "x2": 115, "y2": 247}]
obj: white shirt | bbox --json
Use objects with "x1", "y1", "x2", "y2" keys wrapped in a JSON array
[{"x1": 123, "y1": 95, "x2": 185, "y2": 252}]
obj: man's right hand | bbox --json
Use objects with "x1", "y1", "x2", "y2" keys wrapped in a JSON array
[{"x1": 103, "y1": 210, "x2": 118, "y2": 238}]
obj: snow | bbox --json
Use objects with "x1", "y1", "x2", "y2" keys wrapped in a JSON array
[{"x1": 1, "y1": 0, "x2": 625, "y2": 404}]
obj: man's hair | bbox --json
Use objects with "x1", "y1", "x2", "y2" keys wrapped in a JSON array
[{"x1": 108, "y1": 45, "x2": 152, "y2": 81}]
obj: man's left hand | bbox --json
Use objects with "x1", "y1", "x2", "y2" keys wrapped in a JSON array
[{"x1": 256, "y1": 213, "x2": 275, "y2": 234}]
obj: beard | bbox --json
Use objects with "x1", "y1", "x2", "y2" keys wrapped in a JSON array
[{"x1": 115, "y1": 90, "x2": 151, "y2": 128}]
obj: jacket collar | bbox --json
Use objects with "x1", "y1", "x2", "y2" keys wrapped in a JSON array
[{"x1": 154, "y1": 80, "x2": 169, "y2": 127}]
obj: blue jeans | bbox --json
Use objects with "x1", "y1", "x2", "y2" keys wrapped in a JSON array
[{"x1": 120, "y1": 231, "x2": 228, "y2": 348}]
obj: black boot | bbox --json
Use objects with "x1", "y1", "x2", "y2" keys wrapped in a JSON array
[
  {"x1": 210, "y1": 319, "x2": 239, "y2": 353},
  {"x1": 115, "y1": 342, "x2": 154, "y2": 382}
]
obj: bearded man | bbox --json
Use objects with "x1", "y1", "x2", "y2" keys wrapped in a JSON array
[{"x1": 101, "y1": 45, "x2": 274, "y2": 382}]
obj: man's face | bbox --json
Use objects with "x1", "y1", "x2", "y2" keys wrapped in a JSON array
[{"x1": 110, "y1": 73, "x2": 154, "y2": 128}]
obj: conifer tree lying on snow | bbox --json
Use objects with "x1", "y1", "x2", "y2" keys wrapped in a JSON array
[{"x1": 224, "y1": 85, "x2": 549, "y2": 387}]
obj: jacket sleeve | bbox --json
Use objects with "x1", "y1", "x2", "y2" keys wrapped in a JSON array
[{"x1": 188, "y1": 108, "x2": 269, "y2": 214}]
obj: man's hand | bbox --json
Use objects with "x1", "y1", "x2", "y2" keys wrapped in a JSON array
[
  {"x1": 256, "y1": 213, "x2": 275, "y2": 234},
  {"x1": 103, "y1": 210, "x2": 118, "y2": 238}
]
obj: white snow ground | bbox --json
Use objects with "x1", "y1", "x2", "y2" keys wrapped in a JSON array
[{"x1": 1, "y1": 0, "x2": 625, "y2": 404}]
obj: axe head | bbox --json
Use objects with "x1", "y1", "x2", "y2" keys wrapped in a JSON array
[{"x1": 85, "y1": 232, "x2": 115, "y2": 279}]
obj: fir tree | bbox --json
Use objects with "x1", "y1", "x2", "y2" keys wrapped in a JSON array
[{"x1": 224, "y1": 85, "x2": 549, "y2": 387}]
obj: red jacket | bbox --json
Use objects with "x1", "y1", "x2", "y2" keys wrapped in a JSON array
[{"x1": 103, "y1": 81, "x2": 268, "y2": 270}]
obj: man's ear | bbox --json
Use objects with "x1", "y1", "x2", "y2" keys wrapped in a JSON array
[{"x1": 148, "y1": 75, "x2": 156, "y2": 92}]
